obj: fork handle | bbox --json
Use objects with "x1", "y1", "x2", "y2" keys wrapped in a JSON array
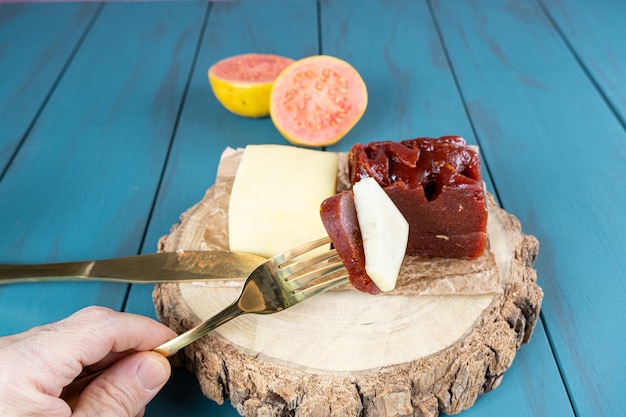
[{"x1": 154, "y1": 302, "x2": 244, "y2": 356}]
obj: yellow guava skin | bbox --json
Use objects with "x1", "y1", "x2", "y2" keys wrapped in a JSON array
[
  {"x1": 208, "y1": 53, "x2": 294, "y2": 118},
  {"x1": 208, "y1": 73, "x2": 274, "y2": 118}
]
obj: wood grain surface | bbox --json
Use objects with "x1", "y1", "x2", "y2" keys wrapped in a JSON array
[{"x1": 153, "y1": 180, "x2": 541, "y2": 416}]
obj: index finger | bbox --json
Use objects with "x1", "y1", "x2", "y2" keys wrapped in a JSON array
[
  {"x1": 56, "y1": 306, "x2": 177, "y2": 362},
  {"x1": 12, "y1": 306, "x2": 176, "y2": 393}
]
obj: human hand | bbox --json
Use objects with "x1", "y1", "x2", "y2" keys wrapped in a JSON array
[{"x1": 0, "y1": 306, "x2": 177, "y2": 417}]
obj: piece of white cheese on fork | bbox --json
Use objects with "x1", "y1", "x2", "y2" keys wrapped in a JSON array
[
  {"x1": 353, "y1": 177, "x2": 409, "y2": 292},
  {"x1": 228, "y1": 144, "x2": 338, "y2": 258}
]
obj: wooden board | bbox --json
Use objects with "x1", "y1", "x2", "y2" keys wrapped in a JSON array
[{"x1": 153, "y1": 153, "x2": 541, "y2": 416}]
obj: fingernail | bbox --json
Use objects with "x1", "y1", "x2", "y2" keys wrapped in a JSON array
[{"x1": 136, "y1": 355, "x2": 169, "y2": 391}]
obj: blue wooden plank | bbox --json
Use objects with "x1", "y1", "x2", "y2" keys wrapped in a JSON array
[
  {"x1": 125, "y1": 2, "x2": 319, "y2": 415},
  {"x1": 460, "y1": 321, "x2": 573, "y2": 416},
  {"x1": 0, "y1": 1, "x2": 206, "y2": 334},
  {"x1": 320, "y1": 0, "x2": 478, "y2": 151},
  {"x1": 0, "y1": 282, "x2": 130, "y2": 336},
  {"x1": 145, "y1": 367, "x2": 240, "y2": 417},
  {"x1": 0, "y1": 2, "x2": 99, "y2": 174},
  {"x1": 541, "y1": 0, "x2": 626, "y2": 126},
  {"x1": 127, "y1": 0, "x2": 319, "y2": 267},
  {"x1": 430, "y1": 1, "x2": 626, "y2": 416},
  {"x1": 319, "y1": 1, "x2": 571, "y2": 416},
  {"x1": 318, "y1": 0, "x2": 498, "y2": 195}
]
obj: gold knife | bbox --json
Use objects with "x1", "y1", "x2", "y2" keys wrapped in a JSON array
[{"x1": 0, "y1": 251, "x2": 266, "y2": 284}]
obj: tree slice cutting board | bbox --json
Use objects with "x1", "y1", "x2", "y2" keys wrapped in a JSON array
[{"x1": 153, "y1": 149, "x2": 542, "y2": 417}]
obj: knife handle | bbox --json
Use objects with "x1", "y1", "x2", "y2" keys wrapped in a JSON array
[
  {"x1": 0, "y1": 251, "x2": 265, "y2": 284},
  {"x1": 0, "y1": 260, "x2": 98, "y2": 284}
]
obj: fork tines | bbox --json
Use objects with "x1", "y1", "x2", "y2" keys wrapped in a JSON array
[{"x1": 270, "y1": 236, "x2": 348, "y2": 295}]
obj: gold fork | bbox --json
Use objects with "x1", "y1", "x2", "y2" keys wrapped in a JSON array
[
  {"x1": 62, "y1": 236, "x2": 348, "y2": 407},
  {"x1": 154, "y1": 236, "x2": 348, "y2": 356}
]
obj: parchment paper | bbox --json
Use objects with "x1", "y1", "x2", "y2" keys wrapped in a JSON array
[{"x1": 159, "y1": 147, "x2": 502, "y2": 296}]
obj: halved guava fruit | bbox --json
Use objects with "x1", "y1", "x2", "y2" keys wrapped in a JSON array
[
  {"x1": 269, "y1": 55, "x2": 368, "y2": 147},
  {"x1": 208, "y1": 53, "x2": 294, "y2": 118}
]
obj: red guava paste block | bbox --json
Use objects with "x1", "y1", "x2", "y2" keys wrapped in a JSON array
[
  {"x1": 320, "y1": 192, "x2": 381, "y2": 295},
  {"x1": 349, "y1": 136, "x2": 488, "y2": 259}
]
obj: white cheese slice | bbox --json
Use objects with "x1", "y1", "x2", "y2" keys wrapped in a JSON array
[
  {"x1": 228, "y1": 144, "x2": 338, "y2": 258},
  {"x1": 353, "y1": 177, "x2": 409, "y2": 292}
]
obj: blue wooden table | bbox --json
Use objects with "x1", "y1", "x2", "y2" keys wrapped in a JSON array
[{"x1": 1, "y1": 1, "x2": 624, "y2": 416}]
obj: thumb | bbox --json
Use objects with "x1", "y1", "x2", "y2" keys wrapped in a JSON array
[{"x1": 72, "y1": 352, "x2": 170, "y2": 417}]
